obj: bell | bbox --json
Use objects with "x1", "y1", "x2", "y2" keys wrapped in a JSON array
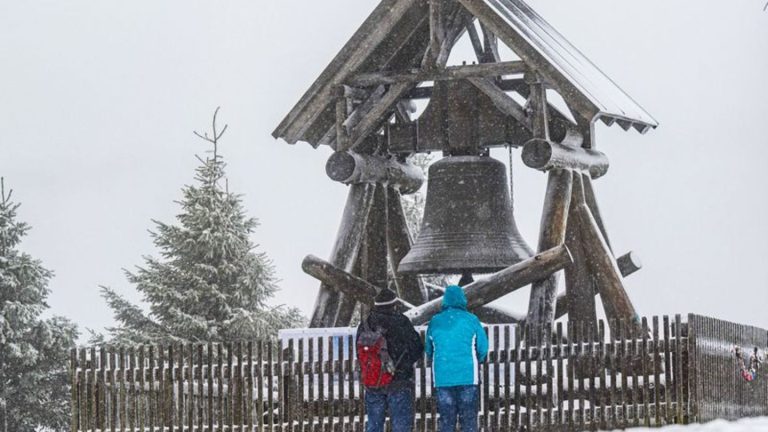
[{"x1": 398, "y1": 155, "x2": 532, "y2": 275}]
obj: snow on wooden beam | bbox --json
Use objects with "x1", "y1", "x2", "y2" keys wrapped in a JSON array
[
  {"x1": 325, "y1": 151, "x2": 424, "y2": 195},
  {"x1": 522, "y1": 139, "x2": 609, "y2": 179},
  {"x1": 346, "y1": 60, "x2": 527, "y2": 87},
  {"x1": 406, "y1": 245, "x2": 572, "y2": 326}
]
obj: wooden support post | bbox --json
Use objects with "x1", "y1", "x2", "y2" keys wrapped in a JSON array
[
  {"x1": 480, "y1": 23, "x2": 501, "y2": 63},
  {"x1": 406, "y1": 245, "x2": 572, "y2": 325},
  {"x1": 428, "y1": 0, "x2": 445, "y2": 68},
  {"x1": 526, "y1": 169, "x2": 573, "y2": 340},
  {"x1": 582, "y1": 173, "x2": 613, "y2": 251},
  {"x1": 309, "y1": 184, "x2": 375, "y2": 327},
  {"x1": 554, "y1": 251, "x2": 641, "y2": 320},
  {"x1": 562, "y1": 172, "x2": 598, "y2": 335},
  {"x1": 526, "y1": 72, "x2": 550, "y2": 141},
  {"x1": 572, "y1": 177, "x2": 641, "y2": 334},
  {"x1": 386, "y1": 188, "x2": 429, "y2": 305},
  {"x1": 335, "y1": 87, "x2": 349, "y2": 151},
  {"x1": 334, "y1": 184, "x2": 388, "y2": 325}
]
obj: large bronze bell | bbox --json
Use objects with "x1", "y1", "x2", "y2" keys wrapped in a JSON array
[{"x1": 398, "y1": 155, "x2": 533, "y2": 275}]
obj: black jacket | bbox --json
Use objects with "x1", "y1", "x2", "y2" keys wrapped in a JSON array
[{"x1": 356, "y1": 305, "x2": 424, "y2": 383}]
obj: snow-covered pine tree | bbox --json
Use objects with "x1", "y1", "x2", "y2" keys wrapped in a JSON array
[
  {"x1": 100, "y1": 109, "x2": 303, "y2": 345},
  {"x1": 0, "y1": 178, "x2": 78, "y2": 432}
]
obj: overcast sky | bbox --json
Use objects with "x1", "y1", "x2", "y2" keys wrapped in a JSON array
[{"x1": 1, "y1": 1, "x2": 767, "y2": 340}]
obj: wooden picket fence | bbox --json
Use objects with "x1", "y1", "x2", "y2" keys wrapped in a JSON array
[{"x1": 69, "y1": 314, "x2": 768, "y2": 431}]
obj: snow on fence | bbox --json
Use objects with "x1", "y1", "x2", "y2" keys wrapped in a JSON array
[{"x1": 69, "y1": 314, "x2": 767, "y2": 431}]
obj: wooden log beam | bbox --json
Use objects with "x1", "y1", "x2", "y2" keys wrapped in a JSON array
[
  {"x1": 406, "y1": 245, "x2": 572, "y2": 326},
  {"x1": 522, "y1": 139, "x2": 610, "y2": 179},
  {"x1": 347, "y1": 61, "x2": 527, "y2": 87},
  {"x1": 386, "y1": 188, "x2": 429, "y2": 305},
  {"x1": 574, "y1": 195, "x2": 641, "y2": 333},
  {"x1": 325, "y1": 152, "x2": 425, "y2": 195},
  {"x1": 468, "y1": 77, "x2": 531, "y2": 129},
  {"x1": 525, "y1": 169, "x2": 573, "y2": 339},
  {"x1": 302, "y1": 255, "x2": 413, "y2": 313},
  {"x1": 334, "y1": 185, "x2": 389, "y2": 325},
  {"x1": 555, "y1": 251, "x2": 641, "y2": 320},
  {"x1": 309, "y1": 184, "x2": 375, "y2": 327},
  {"x1": 562, "y1": 173, "x2": 597, "y2": 332},
  {"x1": 582, "y1": 173, "x2": 613, "y2": 251}
]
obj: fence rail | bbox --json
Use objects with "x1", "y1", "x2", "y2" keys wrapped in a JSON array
[{"x1": 70, "y1": 314, "x2": 767, "y2": 431}]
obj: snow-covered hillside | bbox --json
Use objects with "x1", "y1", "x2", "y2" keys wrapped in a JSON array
[{"x1": 606, "y1": 417, "x2": 768, "y2": 431}]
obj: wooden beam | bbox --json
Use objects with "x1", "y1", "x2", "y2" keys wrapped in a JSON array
[
  {"x1": 572, "y1": 181, "x2": 641, "y2": 334},
  {"x1": 335, "y1": 87, "x2": 349, "y2": 150},
  {"x1": 334, "y1": 185, "x2": 389, "y2": 326},
  {"x1": 405, "y1": 245, "x2": 572, "y2": 325},
  {"x1": 562, "y1": 172, "x2": 597, "y2": 332},
  {"x1": 525, "y1": 169, "x2": 573, "y2": 340},
  {"x1": 617, "y1": 251, "x2": 642, "y2": 276},
  {"x1": 346, "y1": 82, "x2": 412, "y2": 151},
  {"x1": 309, "y1": 184, "x2": 376, "y2": 327},
  {"x1": 480, "y1": 22, "x2": 501, "y2": 63},
  {"x1": 465, "y1": 20, "x2": 485, "y2": 62},
  {"x1": 582, "y1": 173, "x2": 613, "y2": 251},
  {"x1": 555, "y1": 251, "x2": 641, "y2": 320},
  {"x1": 347, "y1": 61, "x2": 527, "y2": 87},
  {"x1": 428, "y1": 0, "x2": 446, "y2": 67},
  {"x1": 522, "y1": 139, "x2": 610, "y2": 179},
  {"x1": 526, "y1": 72, "x2": 550, "y2": 140},
  {"x1": 386, "y1": 188, "x2": 429, "y2": 305},
  {"x1": 302, "y1": 255, "x2": 413, "y2": 313},
  {"x1": 468, "y1": 77, "x2": 531, "y2": 129},
  {"x1": 325, "y1": 152, "x2": 425, "y2": 195},
  {"x1": 405, "y1": 77, "x2": 525, "y2": 100}
]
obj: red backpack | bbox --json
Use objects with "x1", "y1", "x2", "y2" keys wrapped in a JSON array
[{"x1": 357, "y1": 319, "x2": 395, "y2": 388}]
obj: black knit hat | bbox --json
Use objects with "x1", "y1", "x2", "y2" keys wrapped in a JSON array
[{"x1": 374, "y1": 288, "x2": 398, "y2": 306}]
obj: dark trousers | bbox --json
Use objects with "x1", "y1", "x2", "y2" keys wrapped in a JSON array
[
  {"x1": 364, "y1": 383, "x2": 414, "y2": 432},
  {"x1": 436, "y1": 385, "x2": 479, "y2": 432}
]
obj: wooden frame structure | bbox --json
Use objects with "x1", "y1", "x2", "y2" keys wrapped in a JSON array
[{"x1": 273, "y1": 0, "x2": 658, "y2": 337}]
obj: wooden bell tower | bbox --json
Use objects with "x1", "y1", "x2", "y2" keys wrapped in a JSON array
[{"x1": 273, "y1": 0, "x2": 658, "y2": 340}]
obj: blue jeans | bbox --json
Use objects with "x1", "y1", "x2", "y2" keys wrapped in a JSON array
[
  {"x1": 436, "y1": 385, "x2": 479, "y2": 432},
  {"x1": 365, "y1": 384, "x2": 414, "y2": 432}
]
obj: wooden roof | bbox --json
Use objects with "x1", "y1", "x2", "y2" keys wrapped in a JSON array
[{"x1": 273, "y1": 0, "x2": 657, "y2": 148}]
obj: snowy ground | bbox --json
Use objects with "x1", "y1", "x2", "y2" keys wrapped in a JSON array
[{"x1": 603, "y1": 417, "x2": 768, "y2": 431}]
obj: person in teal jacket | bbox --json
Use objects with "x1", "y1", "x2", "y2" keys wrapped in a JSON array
[{"x1": 425, "y1": 285, "x2": 488, "y2": 432}]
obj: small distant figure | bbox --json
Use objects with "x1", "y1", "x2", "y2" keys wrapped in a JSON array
[
  {"x1": 749, "y1": 347, "x2": 762, "y2": 378},
  {"x1": 734, "y1": 346, "x2": 761, "y2": 382},
  {"x1": 356, "y1": 289, "x2": 423, "y2": 432},
  {"x1": 426, "y1": 285, "x2": 489, "y2": 432}
]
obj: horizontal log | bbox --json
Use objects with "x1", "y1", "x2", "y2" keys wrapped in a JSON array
[
  {"x1": 302, "y1": 255, "x2": 414, "y2": 312},
  {"x1": 347, "y1": 60, "x2": 527, "y2": 87},
  {"x1": 404, "y1": 78, "x2": 525, "y2": 99},
  {"x1": 555, "y1": 251, "x2": 641, "y2": 320},
  {"x1": 617, "y1": 251, "x2": 643, "y2": 276},
  {"x1": 406, "y1": 245, "x2": 572, "y2": 326},
  {"x1": 521, "y1": 139, "x2": 609, "y2": 179},
  {"x1": 325, "y1": 151, "x2": 425, "y2": 195}
]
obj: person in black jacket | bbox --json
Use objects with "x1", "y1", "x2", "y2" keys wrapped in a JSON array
[{"x1": 356, "y1": 288, "x2": 423, "y2": 432}]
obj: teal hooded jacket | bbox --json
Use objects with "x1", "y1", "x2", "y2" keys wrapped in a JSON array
[{"x1": 425, "y1": 285, "x2": 489, "y2": 387}]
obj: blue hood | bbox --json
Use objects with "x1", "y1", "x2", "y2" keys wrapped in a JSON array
[{"x1": 442, "y1": 285, "x2": 468, "y2": 310}]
